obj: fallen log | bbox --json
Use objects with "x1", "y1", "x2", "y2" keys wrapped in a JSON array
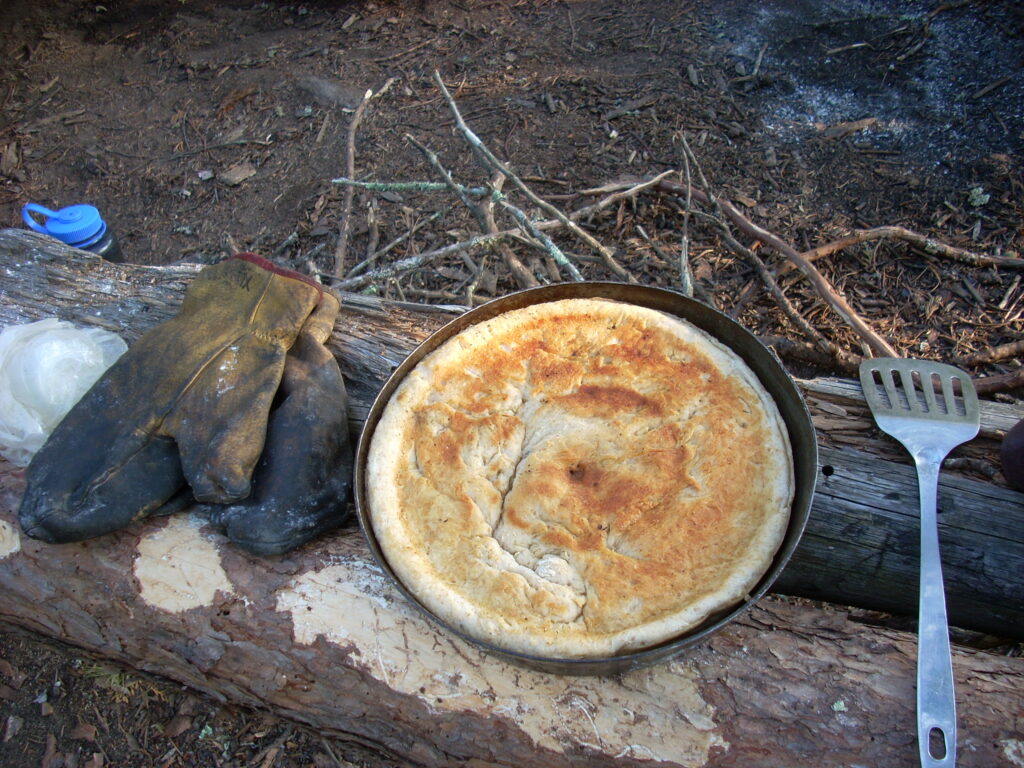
[
  {"x1": 1, "y1": 228, "x2": 1021, "y2": 637},
  {"x1": 778, "y1": 444, "x2": 1024, "y2": 640},
  {"x1": 1, "y1": 464, "x2": 1022, "y2": 768},
  {"x1": 0, "y1": 229, "x2": 1022, "y2": 767}
]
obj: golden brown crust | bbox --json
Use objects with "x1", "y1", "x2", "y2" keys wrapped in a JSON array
[{"x1": 367, "y1": 298, "x2": 793, "y2": 658}]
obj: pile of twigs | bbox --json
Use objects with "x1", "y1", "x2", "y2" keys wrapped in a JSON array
[{"x1": 324, "y1": 71, "x2": 1023, "y2": 395}]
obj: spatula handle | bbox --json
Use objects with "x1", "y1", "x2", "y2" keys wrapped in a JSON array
[{"x1": 915, "y1": 456, "x2": 957, "y2": 768}]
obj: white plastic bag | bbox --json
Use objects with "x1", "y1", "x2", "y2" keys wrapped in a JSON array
[{"x1": 0, "y1": 318, "x2": 127, "y2": 466}]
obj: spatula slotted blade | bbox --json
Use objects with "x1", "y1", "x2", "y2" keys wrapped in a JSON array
[
  {"x1": 860, "y1": 359, "x2": 979, "y2": 457},
  {"x1": 859, "y1": 358, "x2": 980, "y2": 768}
]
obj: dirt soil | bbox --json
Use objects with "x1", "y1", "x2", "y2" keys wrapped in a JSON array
[{"x1": 0, "y1": 1, "x2": 1022, "y2": 766}]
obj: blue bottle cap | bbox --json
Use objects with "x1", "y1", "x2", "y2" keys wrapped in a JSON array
[{"x1": 22, "y1": 203, "x2": 108, "y2": 249}]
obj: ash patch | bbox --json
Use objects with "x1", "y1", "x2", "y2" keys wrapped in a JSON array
[{"x1": 712, "y1": 0, "x2": 1024, "y2": 178}]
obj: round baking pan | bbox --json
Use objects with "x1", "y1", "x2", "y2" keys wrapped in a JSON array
[{"x1": 355, "y1": 282, "x2": 817, "y2": 676}]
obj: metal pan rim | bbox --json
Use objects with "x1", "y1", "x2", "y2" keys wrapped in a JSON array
[{"x1": 354, "y1": 282, "x2": 817, "y2": 676}]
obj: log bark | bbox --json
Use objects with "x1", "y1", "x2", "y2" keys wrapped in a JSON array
[
  {"x1": 778, "y1": 445, "x2": 1024, "y2": 639},
  {"x1": 1, "y1": 464, "x2": 1022, "y2": 768},
  {"x1": 0, "y1": 229, "x2": 1023, "y2": 767}
]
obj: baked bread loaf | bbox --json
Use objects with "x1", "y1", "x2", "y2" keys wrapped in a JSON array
[{"x1": 367, "y1": 298, "x2": 793, "y2": 659}]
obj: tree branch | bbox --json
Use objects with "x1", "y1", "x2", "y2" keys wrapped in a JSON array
[
  {"x1": 656, "y1": 176, "x2": 900, "y2": 358},
  {"x1": 432, "y1": 70, "x2": 632, "y2": 281},
  {"x1": 794, "y1": 225, "x2": 1024, "y2": 273},
  {"x1": 956, "y1": 339, "x2": 1024, "y2": 367},
  {"x1": 333, "y1": 88, "x2": 373, "y2": 278}
]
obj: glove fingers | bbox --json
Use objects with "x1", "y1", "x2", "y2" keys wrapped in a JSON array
[
  {"x1": 17, "y1": 350, "x2": 185, "y2": 542},
  {"x1": 298, "y1": 290, "x2": 341, "y2": 346},
  {"x1": 167, "y1": 337, "x2": 286, "y2": 502},
  {"x1": 203, "y1": 302, "x2": 352, "y2": 555},
  {"x1": 19, "y1": 255, "x2": 307, "y2": 521},
  {"x1": 152, "y1": 486, "x2": 196, "y2": 518},
  {"x1": 20, "y1": 432, "x2": 185, "y2": 543},
  {"x1": 163, "y1": 259, "x2": 323, "y2": 503}
]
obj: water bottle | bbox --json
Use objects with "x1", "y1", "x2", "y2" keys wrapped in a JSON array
[{"x1": 22, "y1": 202, "x2": 123, "y2": 262}]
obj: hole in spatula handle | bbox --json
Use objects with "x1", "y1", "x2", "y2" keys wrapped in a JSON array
[{"x1": 928, "y1": 726, "x2": 948, "y2": 761}]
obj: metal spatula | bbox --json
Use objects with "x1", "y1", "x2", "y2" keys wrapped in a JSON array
[{"x1": 859, "y1": 358, "x2": 980, "y2": 768}]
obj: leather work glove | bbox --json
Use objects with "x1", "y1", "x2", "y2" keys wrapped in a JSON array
[
  {"x1": 18, "y1": 253, "x2": 323, "y2": 543},
  {"x1": 198, "y1": 292, "x2": 354, "y2": 555}
]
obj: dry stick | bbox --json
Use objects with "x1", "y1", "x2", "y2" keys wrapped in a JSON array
[
  {"x1": 528, "y1": 171, "x2": 702, "y2": 286},
  {"x1": 484, "y1": 173, "x2": 540, "y2": 289},
  {"x1": 405, "y1": 135, "x2": 538, "y2": 289},
  {"x1": 401, "y1": 286, "x2": 470, "y2": 302},
  {"x1": 333, "y1": 88, "x2": 373, "y2": 278},
  {"x1": 973, "y1": 367, "x2": 1024, "y2": 396},
  {"x1": 570, "y1": 170, "x2": 675, "y2": 222},
  {"x1": 747, "y1": 206, "x2": 900, "y2": 358},
  {"x1": 635, "y1": 225, "x2": 716, "y2": 308},
  {"x1": 364, "y1": 199, "x2": 380, "y2": 263},
  {"x1": 675, "y1": 137, "x2": 871, "y2": 365},
  {"x1": 718, "y1": 224, "x2": 860, "y2": 369},
  {"x1": 404, "y1": 132, "x2": 507, "y2": 297},
  {"x1": 271, "y1": 231, "x2": 299, "y2": 260},
  {"x1": 587, "y1": 175, "x2": 1018, "y2": 280},
  {"x1": 677, "y1": 148, "x2": 695, "y2": 299},
  {"x1": 655, "y1": 174, "x2": 900, "y2": 358},
  {"x1": 575, "y1": 179, "x2": 640, "y2": 196},
  {"x1": 295, "y1": 242, "x2": 327, "y2": 277},
  {"x1": 333, "y1": 230, "x2": 519, "y2": 291},
  {"x1": 785, "y1": 225, "x2": 1024, "y2": 274},
  {"x1": 724, "y1": 276, "x2": 760, "y2": 320},
  {"x1": 454, "y1": 176, "x2": 692, "y2": 243},
  {"x1": 464, "y1": 253, "x2": 487, "y2": 307},
  {"x1": 493, "y1": 187, "x2": 584, "y2": 281},
  {"x1": 329, "y1": 80, "x2": 403, "y2": 278},
  {"x1": 332, "y1": 178, "x2": 488, "y2": 196},
  {"x1": 432, "y1": 70, "x2": 633, "y2": 282},
  {"x1": 758, "y1": 335, "x2": 859, "y2": 375},
  {"x1": 999, "y1": 275, "x2": 1021, "y2": 310},
  {"x1": 166, "y1": 137, "x2": 273, "y2": 161},
  {"x1": 956, "y1": 338, "x2": 1024, "y2": 367},
  {"x1": 634, "y1": 225, "x2": 669, "y2": 267},
  {"x1": 674, "y1": 138, "x2": 841, "y2": 355},
  {"x1": 572, "y1": 171, "x2": 686, "y2": 283},
  {"x1": 404, "y1": 134, "x2": 490, "y2": 225},
  {"x1": 345, "y1": 206, "x2": 451, "y2": 278}
]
